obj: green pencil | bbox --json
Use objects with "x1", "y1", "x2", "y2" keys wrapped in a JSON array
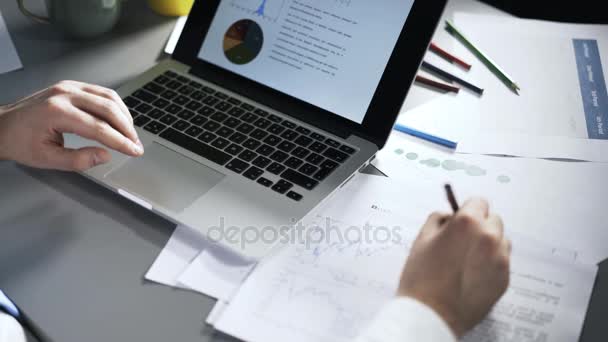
[{"x1": 445, "y1": 20, "x2": 520, "y2": 95}]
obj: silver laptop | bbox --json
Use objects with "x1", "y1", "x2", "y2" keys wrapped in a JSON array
[{"x1": 66, "y1": 0, "x2": 446, "y2": 258}]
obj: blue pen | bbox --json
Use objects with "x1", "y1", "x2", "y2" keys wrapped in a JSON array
[{"x1": 393, "y1": 124, "x2": 458, "y2": 149}]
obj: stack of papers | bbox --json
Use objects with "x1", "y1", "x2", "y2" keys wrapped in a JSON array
[{"x1": 399, "y1": 13, "x2": 608, "y2": 161}]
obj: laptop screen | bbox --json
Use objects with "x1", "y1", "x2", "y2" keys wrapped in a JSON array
[{"x1": 197, "y1": 0, "x2": 415, "y2": 124}]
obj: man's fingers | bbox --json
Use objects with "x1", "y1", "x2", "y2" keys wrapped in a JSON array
[
  {"x1": 79, "y1": 83, "x2": 133, "y2": 124},
  {"x1": 43, "y1": 145, "x2": 111, "y2": 172},
  {"x1": 55, "y1": 106, "x2": 143, "y2": 157},
  {"x1": 486, "y1": 214, "x2": 504, "y2": 239},
  {"x1": 458, "y1": 197, "x2": 490, "y2": 223},
  {"x1": 69, "y1": 90, "x2": 140, "y2": 145},
  {"x1": 420, "y1": 211, "x2": 451, "y2": 237}
]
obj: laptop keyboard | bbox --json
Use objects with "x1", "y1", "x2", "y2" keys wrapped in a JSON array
[{"x1": 123, "y1": 70, "x2": 357, "y2": 202}]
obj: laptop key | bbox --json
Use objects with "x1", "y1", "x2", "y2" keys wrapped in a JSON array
[
  {"x1": 203, "y1": 97, "x2": 219, "y2": 106},
  {"x1": 148, "y1": 108, "x2": 165, "y2": 119},
  {"x1": 160, "y1": 114, "x2": 178, "y2": 125},
  {"x1": 215, "y1": 101, "x2": 232, "y2": 112},
  {"x1": 228, "y1": 97, "x2": 241, "y2": 106},
  {"x1": 225, "y1": 158, "x2": 249, "y2": 174},
  {"x1": 250, "y1": 129, "x2": 268, "y2": 140},
  {"x1": 144, "y1": 121, "x2": 167, "y2": 134},
  {"x1": 314, "y1": 159, "x2": 339, "y2": 181},
  {"x1": 277, "y1": 141, "x2": 296, "y2": 153},
  {"x1": 294, "y1": 135, "x2": 313, "y2": 147},
  {"x1": 311, "y1": 133, "x2": 325, "y2": 141},
  {"x1": 166, "y1": 104, "x2": 182, "y2": 115},
  {"x1": 161, "y1": 89, "x2": 178, "y2": 100},
  {"x1": 267, "y1": 162, "x2": 286, "y2": 176},
  {"x1": 178, "y1": 86, "x2": 194, "y2": 96},
  {"x1": 224, "y1": 117, "x2": 241, "y2": 128},
  {"x1": 185, "y1": 126, "x2": 203, "y2": 137},
  {"x1": 281, "y1": 120, "x2": 297, "y2": 129},
  {"x1": 186, "y1": 101, "x2": 202, "y2": 111},
  {"x1": 268, "y1": 124, "x2": 285, "y2": 135},
  {"x1": 144, "y1": 82, "x2": 164, "y2": 94},
  {"x1": 305, "y1": 153, "x2": 324, "y2": 165},
  {"x1": 340, "y1": 145, "x2": 356, "y2": 154},
  {"x1": 296, "y1": 126, "x2": 311, "y2": 135},
  {"x1": 257, "y1": 177, "x2": 273, "y2": 187},
  {"x1": 243, "y1": 138, "x2": 262, "y2": 150},
  {"x1": 190, "y1": 91, "x2": 205, "y2": 101},
  {"x1": 189, "y1": 80, "x2": 202, "y2": 89},
  {"x1": 228, "y1": 107, "x2": 245, "y2": 118},
  {"x1": 299, "y1": 163, "x2": 318, "y2": 176},
  {"x1": 280, "y1": 130, "x2": 298, "y2": 141},
  {"x1": 270, "y1": 150, "x2": 289, "y2": 163},
  {"x1": 256, "y1": 144, "x2": 275, "y2": 156},
  {"x1": 203, "y1": 121, "x2": 221, "y2": 132},
  {"x1": 225, "y1": 143, "x2": 244, "y2": 156},
  {"x1": 178, "y1": 109, "x2": 196, "y2": 121},
  {"x1": 134, "y1": 116, "x2": 151, "y2": 127},
  {"x1": 153, "y1": 98, "x2": 170, "y2": 109},
  {"x1": 202, "y1": 86, "x2": 215, "y2": 94},
  {"x1": 310, "y1": 142, "x2": 328, "y2": 153},
  {"x1": 229, "y1": 132, "x2": 247, "y2": 144},
  {"x1": 268, "y1": 114, "x2": 282, "y2": 123},
  {"x1": 254, "y1": 109, "x2": 269, "y2": 117},
  {"x1": 210, "y1": 112, "x2": 228, "y2": 123},
  {"x1": 159, "y1": 129, "x2": 231, "y2": 165},
  {"x1": 135, "y1": 103, "x2": 152, "y2": 114},
  {"x1": 165, "y1": 80, "x2": 182, "y2": 90},
  {"x1": 190, "y1": 115, "x2": 207, "y2": 126},
  {"x1": 211, "y1": 137, "x2": 230, "y2": 149},
  {"x1": 174, "y1": 95, "x2": 190, "y2": 106},
  {"x1": 285, "y1": 157, "x2": 303, "y2": 169},
  {"x1": 282, "y1": 169, "x2": 318, "y2": 190},
  {"x1": 215, "y1": 91, "x2": 228, "y2": 100},
  {"x1": 326, "y1": 138, "x2": 341, "y2": 148},
  {"x1": 263, "y1": 135, "x2": 281, "y2": 146},
  {"x1": 323, "y1": 148, "x2": 349, "y2": 163},
  {"x1": 243, "y1": 166, "x2": 264, "y2": 180},
  {"x1": 254, "y1": 118, "x2": 271, "y2": 129},
  {"x1": 239, "y1": 149, "x2": 257, "y2": 162},
  {"x1": 241, "y1": 112, "x2": 258, "y2": 123},
  {"x1": 286, "y1": 191, "x2": 303, "y2": 201},
  {"x1": 292, "y1": 146, "x2": 310, "y2": 159},
  {"x1": 217, "y1": 127, "x2": 235, "y2": 138},
  {"x1": 176, "y1": 75, "x2": 190, "y2": 83},
  {"x1": 271, "y1": 180, "x2": 293, "y2": 194},
  {"x1": 252, "y1": 156, "x2": 272, "y2": 168},
  {"x1": 241, "y1": 103, "x2": 255, "y2": 111},
  {"x1": 124, "y1": 96, "x2": 141, "y2": 109},
  {"x1": 133, "y1": 90, "x2": 156, "y2": 103},
  {"x1": 199, "y1": 131, "x2": 217, "y2": 143},
  {"x1": 173, "y1": 120, "x2": 190, "y2": 131},
  {"x1": 198, "y1": 106, "x2": 215, "y2": 116},
  {"x1": 236, "y1": 123, "x2": 254, "y2": 134}
]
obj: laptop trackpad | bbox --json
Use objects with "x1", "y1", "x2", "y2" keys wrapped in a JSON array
[{"x1": 106, "y1": 142, "x2": 226, "y2": 212}]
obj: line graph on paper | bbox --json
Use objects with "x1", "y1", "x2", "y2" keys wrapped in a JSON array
[{"x1": 229, "y1": 0, "x2": 287, "y2": 22}]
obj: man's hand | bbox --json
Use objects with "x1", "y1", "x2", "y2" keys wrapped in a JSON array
[
  {"x1": 398, "y1": 198, "x2": 511, "y2": 337},
  {"x1": 0, "y1": 81, "x2": 143, "y2": 171}
]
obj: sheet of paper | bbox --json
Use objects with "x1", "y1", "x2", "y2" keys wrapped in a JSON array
[
  {"x1": 448, "y1": 13, "x2": 608, "y2": 160},
  {"x1": 206, "y1": 301, "x2": 228, "y2": 326},
  {"x1": 373, "y1": 131, "x2": 608, "y2": 263},
  {"x1": 176, "y1": 246, "x2": 255, "y2": 301},
  {"x1": 145, "y1": 225, "x2": 208, "y2": 288},
  {"x1": 0, "y1": 10, "x2": 22, "y2": 75},
  {"x1": 164, "y1": 16, "x2": 187, "y2": 55},
  {"x1": 214, "y1": 176, "x2": 596, "y2": 342}
]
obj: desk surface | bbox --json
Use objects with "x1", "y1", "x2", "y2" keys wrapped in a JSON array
[{"x1": 0, "y1": 0, "x2": 606, "y2": 341}]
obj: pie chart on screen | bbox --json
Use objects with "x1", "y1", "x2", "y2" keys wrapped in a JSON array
[{"x1": 223, "y1": 19, "x2": 264, "y2": 65}]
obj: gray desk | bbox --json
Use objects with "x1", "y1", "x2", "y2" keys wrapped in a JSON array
[{"x1": 0, "y1": 0, "x2": 606, "y2": 341}]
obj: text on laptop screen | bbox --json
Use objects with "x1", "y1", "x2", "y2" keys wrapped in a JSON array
[{"x1": 198, "y1": 0, "x2": 415, "y2": 124}]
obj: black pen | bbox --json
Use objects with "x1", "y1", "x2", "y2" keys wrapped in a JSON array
[
  {"x1": 421, "y1": 61, "x2": 484, "y2": 95},
  {"x1": 444, "y1": 184, "x2": 460, "y2": 213}
]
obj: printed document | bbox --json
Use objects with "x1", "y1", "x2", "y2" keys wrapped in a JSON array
[
  {"x1": 213, "y1": 176, "x2": 596, "y2": 342},
  {"x1": 0, "y1": 10, "x2": 22, "y2": 75}
]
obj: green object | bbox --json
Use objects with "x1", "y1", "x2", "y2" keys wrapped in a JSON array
[
  {"x1": 445, "y1": 20, "x2": 520, "y2": 94},
  {"x1": 17, "y1": 0, "x2": 122, "y2": 39}
]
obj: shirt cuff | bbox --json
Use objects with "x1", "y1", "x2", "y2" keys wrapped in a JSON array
[
  {"x1": 0, "y1": 313, "x2": 26, "y2": 342},
  {"x1": 356, "y1": 297, "x2": 457, "y2": 342}
]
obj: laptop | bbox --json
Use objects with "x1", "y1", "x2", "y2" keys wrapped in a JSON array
[{"x1": 66, "y1": 0, "x2": 446, "y2": 258}]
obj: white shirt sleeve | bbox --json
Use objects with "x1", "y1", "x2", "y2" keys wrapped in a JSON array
[
  {"x1": 356, "y1": 297, "x2": 457, "y2": 342},
  {"x1": 0, "y1": 312, "x2": 26, "y2": 342}
]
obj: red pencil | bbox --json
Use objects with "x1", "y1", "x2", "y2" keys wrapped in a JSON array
[
  {"x1": 429, "y1": 42, "x2": 472, "y2": 70},
  {"x1": 415, "y1": 75, "x2": 460, "y2": 93}
]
